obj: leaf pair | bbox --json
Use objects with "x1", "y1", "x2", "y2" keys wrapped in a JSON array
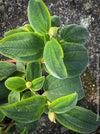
[
  {"x1": 47, "y1": 93, "x2": 100, "y2": 134},
  {"x1": 5, "y1": 76, "x2": 45, "y2": 92},
  {"x1": 43, "y1": 75, "x2": 84, "y2": 101},
  {"x1": 43, "y1": 38, "x2": 88, "y2": 79}
]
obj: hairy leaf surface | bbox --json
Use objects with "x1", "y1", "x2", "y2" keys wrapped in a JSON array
[
  {"x1": 0, "y1": 32, "x2": 44, "y2": 62},
  {"x1": 43, "y1": 39, "x2": 67, "y2": 79},
  {"x1": 31, "y1": 76, "x2": 45, "y2": 91},
  {"x1": 0, "y1": 61, "x2": 16, "y2": 81},
  {"x1": 49, "y1": 93, "x2": 78, "y2": 113},
  {"x1": 28, "y1": 0, "x2": 51, "y2": 35},
  {"x1": 60, "y1": 24, "x2": 89, "y2": 45},
  {"x1": 0, "y1": 96, "x2": 47, "y2": 123},
  {"x1": 26, "y1": 62, "x2": 42, "y2": 81},
  {"x1": 62, "y1": 42, "x2": 88, "y2": 77},
  {"x1": 56, "y1": 106, "x2": 100, "y2": 133},
  {"x1": 5, "y1": 77, "x2": 26, "y2": 92},
  {"x1": 8, "y1": 91, "x2": 20, "y2": 104},
  {"x1": 43, "y1": 75, "x2": 84, "y2": 101}
]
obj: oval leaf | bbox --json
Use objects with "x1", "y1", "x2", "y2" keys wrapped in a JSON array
[
  {"x1": 49, "y1": 93, "x2": 78, "y2": 114},
  {"x1": 16, "y1": 120, "x2": 38, "y2": 133},
  {"x1": 26, "y1": 62, "x2": 42, "y2": 82},
  {"x1": 8, "y1": 91, "x2": 20, "y2": 104},
  {"x1": 60, "y1": 24, "x2": 89, "y2": 45},
  {"x1": 31, "y1": 76, "x2": 45, "y2": 91},
  {"x1": 0, "y1": 61, "x2": 16, "y2": 81},
  {"x1": 43, "y1": 75, "x2": 84, "y2": 101},
  {"x1": 28, "y1": 0, "x2": 51, "y2": 35},
  {"x1": 0, "y1": 80, "x2": 10, "y2": 105},
  {"x1": 0, "y1": 32, "x2": 45, "y2": 62},
  {"x1": 21, "y1": 91, "x2": 35, "y2": 101},
  {"x1": 43, "y1": 39, "x2": 67, "y2": 79},
  {"x1": 0, "y1": 96, "x2": 47, "y2": 123},
  {"x1": 56, "y1": 106, "x2": 100, "y2": 133},
  {"x1": 51, "y1": 15, "x2": 61, "y2": 27},
  {"x1": 0, "y1": 110, "x2": 5, "y2": 122},
  {"x1": 5, "y1": 29, "x2": 28, "y2": 37},
  {"x1": 62, "y1": 42, "x2": 88, "y2": 77},
  {"x1": 5, "y1": 77, "x2": 26, "y2": 92}
]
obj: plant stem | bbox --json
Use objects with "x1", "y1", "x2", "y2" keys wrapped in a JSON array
[{"x1": 4, "y1": 120, "x2": 14, "y2": 134}]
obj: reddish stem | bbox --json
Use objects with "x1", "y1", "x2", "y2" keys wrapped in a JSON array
[{"x1": 5, "y1": 60, "x2": 27, "y2": 65}]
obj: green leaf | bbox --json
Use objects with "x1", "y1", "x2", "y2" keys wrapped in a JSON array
[
  {"x1": 43, "y1": 75, "x2": 84, "y2": 101},
  {"x1": 0, "y1": 61, "x2": 16, "y2": 81},
  {"x1": 62, "y1": 42, "x2": 88, "y2": 77},
  {"x1": 51, "y1": 15, "x2": 61, "y2": 27},
  {"x1": 49, "y1": 93, "x2": 78, "y2": 114},
  {"x1": 8, "y1": 91, "x2": 20, "y2": 104},
  {"x1": 0, "y1": 32, "x2": 45, "y2": 62},
  {"x1": 0, "y1": 110, "x2": 5, "y2": 122},
  {"x1": 28, "y1": 0, "x2": 51, "y2": 35},
  {"x1": 60, "y1": 24, "x2": 89, "y2": 45},
  {"x1": 5, "y1": 77, "x2": 26, "y2": 92},
  {"x1": 0, "y1": 80, "x2": 10, "y2": 104},
  {"x1": 16, "y1": 120, "x2": 38, "y2": 133},
  {"x1": 43, "y1": 39, "x2": 67, "y2": 79},
  {"x1": 11, "y1": 62, "x2": 25, "y2": 78},
  {"x1": 25, "y1": 24, "x2": 35, "y2": 32},
  {"x1": 16, "y1": 62, "x2": 25, "y2": 73},
  {"x1": 4, "y1": 29, "x2": 28, "y2": 37},
  {"x1": 26, "y1": 62, "x2": 42, "y2": 82},
  {"x1": 31, "y1": 76, "x2": 45, "y2": 91},
  {"x1": 21, "y1": 91, "x2": 35, "y2": 101},
  {"x1": 56, "y1": 106, "x2": 100, "y2": 133},
  {"x1": 21, "y1": 128, "x2": 26, "y2": 134},
  {"x1": 0, "y1": 96, "x2": 47, "y2": 123}
]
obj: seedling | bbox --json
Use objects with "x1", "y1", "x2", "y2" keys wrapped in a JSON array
[{"x1": 0, "y1": 0, "x2": 100, "y2": 133}]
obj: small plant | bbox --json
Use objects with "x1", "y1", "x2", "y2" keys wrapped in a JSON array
[{"x1": 0, "y1": 0, "x2": 99, "y2": 133}]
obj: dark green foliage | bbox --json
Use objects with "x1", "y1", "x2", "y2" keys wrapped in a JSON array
[
  {"x1": 0, "y1": 61, "x2": 16, "y2": 81},
  {"x1": 0, "y1": 0, "x2": 99, "y2": 133},
  {"x1": 60, "y1": 24, "x2": 89, "y2": 45},
  {"x1": 51, "y1": 15, "x2": 61, "y2": 27}
]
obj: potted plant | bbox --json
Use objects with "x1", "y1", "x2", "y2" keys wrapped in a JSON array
[{"x1": 0, "y1": 0, "x2": 100, "y2": 133}]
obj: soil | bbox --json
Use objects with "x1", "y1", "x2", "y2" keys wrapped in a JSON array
[{"x1": 0, "y1": 0, "x2": 100, "y2": 134}]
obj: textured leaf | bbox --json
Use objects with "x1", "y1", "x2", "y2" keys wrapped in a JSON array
[
  {"x1": 0, "y1": 96, "x2": 47, "y2": 123},
  {"x1": 21, "y1": 91, "x2": 35, "y2": 101},
  {"x1": 25, "y1": 24, "x2": 35, "y2": 32},
  {"x1": 16, "y1": 120, "x2": 38, "y2": 133},
  {"x1": 4, "y1": 29, "x2": 28, "y2": 37},
  {"x1": 0, "y1": 61, "x2": 16, "y2": 81},
  {"x1": 62, "y1": 42, "x2": 88, "y2": 77},
  {"x1": 28, "y1": 0, "x2": 51, "y2": 35},
  {"x1": 31, "y1": 76, "x2": 45, "y2": 91},
  {"x1": 0, "y1": 80, "x2": 10, "y2": 104},
  {"x1": 56, "y1": 106, "x2": 100, "y2": 133},
  {"x1": 43, "y1": 39, "x2": 67, "y2": 79},
  {"x1": 43, "y1": 75, "x2": 84, "y2": 101},
  {"x1": 49, "y1": 93, "x2": 78, "y2": 114},
  {"x1": 26, "y1": 62, "x2": 42, "y2": 81},
  {"x1": 11, "y1": 62, "x2": 25, "y2": 77},
  {"x1": 51, "y1": 15, "x2": 61, "y2": 27},
  {"x1": 0, "y1": 32, "x2": 45, "y2": 62},
  {"x1": 5, "y1": 77, "x2": 26, "y2": 92},
  {"x1": 16, "y1": 62, "x2": 25, "y2": 73},
  {"x1": 8, "y1": 91, "x2": 20, "y2": 104},
  {"x1": 0, "y1": 110, "x2": 5, "y2": 122},
  {"x1": 60, "y1": 24, "x2": 89, "y2": 45}
]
